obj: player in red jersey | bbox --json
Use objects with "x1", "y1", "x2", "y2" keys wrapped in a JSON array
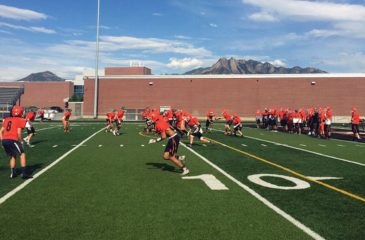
[
  {"x1": 205, "y1": 110, "x2": 215, "y2": 132},
  {"x1": 114, "y1": 106, "x2": 125, "y2": 136},
  {"x1": 23, "y1": 110, "x2": 36, "y2": 146},
  {"x1": 232, "y1": 113, "x2": 243, "y2": 137},
  {"x1": 0, "y1": 106, "x2": 31, "y2": 179},
  {"x1": 255, "y1": 110, "x2": 261, "y2": 128},
  {"x1": 324, "y1": 106, "x2": 332, "y2": 139},
  {"x1": 37, "y1": 109, "x2": 45, "y2": 122},
  {"x1": 106, "y1": 110, "x2": 116, "y2": 133},
  {"x1": 222, "y1": 110, "x2": 233, "y2": 135},
  {"x1": 318, "y1": 108, "x2": 325, "y2": 138},
  {"x1": 163, "y1": 109, "x2": 174, "y2": 126},
  {"x1": 63, "y1": 109, "x2": 72, "y2": 133},
  {"x1": 148, "y1": 115, "x2": 189, "y2": 176},
  {"x1": 351, "y1": 107, "x2": 361, "y2": 141},
  {"x1": 186, "y1": 117, "x2": 211, "y2": 147}
]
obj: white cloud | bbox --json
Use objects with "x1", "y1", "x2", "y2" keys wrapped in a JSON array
[
  {"x1": 153, "y1": 12, "x2": 163, "y2": 17},
  {"x1": 0, "y1": 4, "x2": 47, "y2": 21},
  {"x1": 0, "y1": 22, "x2": 56, "y2": 34},
  {"x1": 248, "y1": 11, "x2": 278, "y2": 22},
  {"x1": 269, "y1": 59, "x2": 286, "y2": 67},
  {"x1": 243, "y1": 0, "x2": 365, "y2": 22},
  {"x1": 317, "y1": 51, "x2": 365, "y2": 72},
  {"x1": 209, "y1": 23, "x2": 218, "y2": 28},
  {"x1": 174, "y1": 35, "x2": 191, "y2": 40},
  {"x1": 167, "y1": 58, "x2": 203, "y2": 69}
]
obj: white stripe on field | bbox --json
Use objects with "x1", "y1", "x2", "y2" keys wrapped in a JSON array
[
  {"x1": 0, "y1": 127, "x2": 105, "y2": 205},
  {"x1": 212, "y1": 129, "x2": 365, "y2": 167},
  {"x1": 180, "y1": 142, "x2": 324, "y2": 240},
  {"x1": 52, "y1": 145, "x2": 58, "y2": 148}
]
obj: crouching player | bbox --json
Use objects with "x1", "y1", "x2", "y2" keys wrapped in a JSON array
[
  {"x1": 114, "y1": 107, "x2": 125, "y2": 136},
  {"x1": 205, "y1": 110, "x2": 215, "y2": 132},
  {"x1": 0, "y1": 106, "x2": 32, "y2": 179},
  {"x1": 222, "y1": 110, "x2": 233, "y2": 135},
  {"x1": 187, "y1": 117, "x2": 211, "y2": 147},
  {"x1": 63, "y1": 109, "x2": 72, "y2": 133},
  {"x1": 106, "y1": 110, "x2": 116, "y2": 133},
  {"x1": 232, "y1": 113, "x2": 243, "y2": 137},
  {"x1": 148, "y1": 116, "x2": 189, "y2": 176}
]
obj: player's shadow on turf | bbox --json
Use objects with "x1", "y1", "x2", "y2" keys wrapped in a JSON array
[
  {"x1": 27, "y1": 163, "x2": 43, "y2": 175},
  {"x1": 146, "y1": 163, "x2": 179, "y2": 173}
]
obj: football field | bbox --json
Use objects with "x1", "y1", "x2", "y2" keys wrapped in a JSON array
[{"x1": 0, "y1": 122, "x2": 364, "y2": 239}]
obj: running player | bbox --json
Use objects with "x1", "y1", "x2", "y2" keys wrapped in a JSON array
[
  {"x1": 324, "y1": 106, "x2": 332, "y2": 139},
  {"x1": 63, "y1": 109, "x2": 72, "y2": 133},
  {"x1": 232, "y1": 113, "x2": 243, "y2": 137},
  {"x1": 23, "y1": 110, "x2": 36, "y2": 146},
  {"x1": 351, "y1": 107, "x2": 361, "y2": 141},
  {"x1": 0, "y1": 106, "x2": 32, "y2": 179},
  {"x1": 222, "y1": 110, "x2": 233, "y2": 135},
  {"x1": 186, "y1": 117, "x2": 211, "y2": 147},
  {"x1": 114, "y1": 107, "x2": 125, "y2": 136},
  {"x1": 205, "y1": 110, "x2": 215, "y2": 132},
  {"x1": 148, "y1": 115, "x2": 189, "y2": 176}
]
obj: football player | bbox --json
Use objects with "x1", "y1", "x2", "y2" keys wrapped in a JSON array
[
  {"x1": 23, "y1": 109, "x2": 36, "y2": 146},
  {"x1": 205, "y1": 110, "x2": 215, "y2": 132},
  {"x1": 114, "y1": 106, "x2": 125, "y2": 136},
  {"x1": 222, "y1": 110, "x2": 233, "y2": 135},
  {"x1": 106, "y1": 110, "x2": 116, "y2": 133},
  {"x1": 0, "y1": 106, "x2": 32, "y2": 179},
  {"x1": 186, "y1": 117, "x2": 211, "y2": 147},
  {"x1": 148, "y1": 115, "x2": 189, "y2": 176},
  {"x1": 63, "y1": 109, "x2": 72, "y2": 133},
  {"x1": 232, "y1": 113, "x2": 243, "y2": 137}
]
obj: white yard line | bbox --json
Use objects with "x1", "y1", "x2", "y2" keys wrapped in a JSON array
[
  {"x1": 213, "y1": 129, "x2": 365, "y2": 167},
  {"x1": 0, "y1": 128, "x2": 105, "y2": 206},
  {"x1": 181, "y1": 142, "x2": 324, "y2": 240}
]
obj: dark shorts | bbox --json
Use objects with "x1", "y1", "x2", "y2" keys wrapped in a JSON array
[
  {"x1": 226, "y1": 119, "x2": 233, "y2": 126},
  {"x1": 206, "y1": 119, "x2": 213, "y2": 127},
  {"x1": 27, "y1": 126, "x2": 35, "y2": 134},
  {"x1": 234, "y1": 123, "x2": 243, "y2": 131},
  {"x1": 2, "y1": 139, "x2": 24, "y2": 157},
  {"x1": 115, "y1": 119, "x2": 122, "y2": 127},
  {"x1": 352, "y1": 124, "x2": 359, "y2": 134},
  {"x1": 192, "y1": 131, "x2": 203, "y2": 139},
  {"x1": 165, "y1": 134, "x2": 180, "y2": 156}
]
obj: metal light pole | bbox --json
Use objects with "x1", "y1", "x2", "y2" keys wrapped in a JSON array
[{"x1": 93, "y1": 0, "x2": 101, "y2": 118}]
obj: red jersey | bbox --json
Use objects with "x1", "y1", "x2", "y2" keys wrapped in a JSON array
[
  {"x1": 155, "y1": 120, "x2": 170, "y2": 133},
  {"x1": 1, "y1": 117, "x2": 26, "y2": 141},
  {"x1": 352, "y1": 112, "x2": 360, "y2": 124},
  {"x1": 223, "y1": 112, "x2": 231, "y2": 121},
  {"x1": 187, "y1": 117, "x2": 200, "y2": 127},
  {"x1": 233, "y1": 116, "x2": 241, "y2": 125},
  {"x1": 326, "y1": 110, "x2": 332, "y2": 120},
  {"x1": 38, "y1": 109, "x2": 45, "y2": 116},
  {"x1": 117, "y1": 109, "x2": 125, "y2": 119},
  {"x1": 64, "y1": 112, "x2": 71, "y2": 120},
  {"x1": 206, "y1": 111, "x2": 215, "y2": 119},
  {"x1": 26, "y1": 111, "x2": 36, "y2": 121},
  {"x1": 106, "y1": 112, "x2": 115, "y2": 120}
]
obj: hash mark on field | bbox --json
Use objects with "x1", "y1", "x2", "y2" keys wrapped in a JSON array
[
  {"x1": 241, "y1": 144, "x2": 247, "y2": 147},
  {"x1": 337, "y1": 144, "x2": 345, "y2": 147},
  {"x1": 98, "y1": 145, "x2": 102, "y2": 148},
  {"x1": 318, "y1": 144, "x2": 326, "y2": 147},
  {"x1": 299, "y1": 144, "x2": 307, "y2": 147},
  {"x1": 162, "y1": 144, "x2": 166, "y2": 147},
  {"x1": 141, "y1": 144, "x2": 145, "y2": 147},
  {"x1": 52, "y1": 145, "x2": 58, "y2": 148},
  {"x1": 261, "y1": 144, "x2": 267, "y2": 147},
  {"x1": 120, "y1": 144, "x2": 124, "y2": 147},
  {"x1": 202, "y1": 144, "x2": 207, "y2": 147}
]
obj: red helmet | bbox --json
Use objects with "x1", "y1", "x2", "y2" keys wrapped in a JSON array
[{"x1": 12, "y1": 106, "x2": 24, "y2": 117}]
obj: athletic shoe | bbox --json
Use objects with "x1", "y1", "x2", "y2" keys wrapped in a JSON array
[
  {"x1": 187, "y1": 144, "x2": 193, "y2": 147},
  {"x1": 23, "y1": 137, "x2": 29, "y2": 144},
  {"x1": 10, "y1": 172, "x2": 17, "y2": 179},
  {"x1": 180, "y1": 168, "x2": 190, "y2": 176}
]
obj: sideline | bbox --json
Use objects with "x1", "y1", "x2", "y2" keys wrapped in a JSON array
[{"x1": 0, "y1": 128, "x2": 105, "y2": 205}]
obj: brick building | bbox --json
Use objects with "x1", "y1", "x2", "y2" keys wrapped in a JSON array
[{"x1": 83, "y1": 67, "x2": 365, "y2": 117}]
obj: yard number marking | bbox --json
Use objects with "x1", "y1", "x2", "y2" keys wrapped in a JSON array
[
  {"x1": 248, "y1": 174, "x2": 310, "y2": 190},
  {"x1": 182, "y1": 174, "x2": 229, "y2": 190}
]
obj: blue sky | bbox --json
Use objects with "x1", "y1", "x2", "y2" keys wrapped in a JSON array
[{"x1": 1, "y1": 0, "x2": 365, "y2": 80}]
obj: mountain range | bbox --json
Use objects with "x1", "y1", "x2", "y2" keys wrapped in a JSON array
[
  {"x1": 184, "y1": 58, "x2": 326, "y2": 74},
  {"x1": 17, "y1": 71, "x2": 65, "y2": 82}
]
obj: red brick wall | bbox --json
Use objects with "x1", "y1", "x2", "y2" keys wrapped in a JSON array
[
  {"x1": 104, "y1": 67, "x2": 152, "y2": 75},
  {"x1": 0, "y1": 82, "x2": 74, "y2": 108},
  {"x1": 83, "y1": 76, "x2": 365, "y2": 117}
]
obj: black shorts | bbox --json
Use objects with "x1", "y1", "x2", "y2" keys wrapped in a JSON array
[
  {"x1": 26, "y1": 127, "x2": 35, "y2": 134},
  {"x1": 165, "y1": 134, "x2": 180, "y2": 156},
  {"x1": 234, "y1": 123, "x2": 243, "y2": 131},
  {"x1": 192, "y1": 131, "x2": 203, "y2": 139},
  {"x1": 226, "y1": 119, "x2": 233, "y2": 126},
  {"x1": 352, "y1": 124, "x2": 359, "y2": 134},
  {"x1": 2, "y1": 139, "x2": 24, "y2": 157},
  {"x1": 206, "y1": 119, "x2": 213, "y2": 127}
]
